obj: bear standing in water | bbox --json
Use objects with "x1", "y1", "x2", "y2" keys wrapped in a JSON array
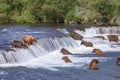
[
  {"x1": 22, "y1": 35, "x2": 37, "y2": 45},
  {"x1": 89, "y1": 59, "x2": 99, "y2": 70},
  {"x1": 116, "y1": 57, "x2": 120, "y2": 65}
]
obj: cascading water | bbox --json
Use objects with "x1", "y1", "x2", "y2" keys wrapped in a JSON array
[
  {"x1": 0, "y1": 25, "x2": 120, "y2": 80},
  {"x1": 0, "y1": 37, "x2": 79, "y2": 64},
  {"x1": 75, "y1": 27, "x2": 120, "y2": 37},
  {"x1": 0, "y1": 25, "x2": 120, "y2": 69}
]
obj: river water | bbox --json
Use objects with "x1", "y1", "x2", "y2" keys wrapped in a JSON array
[{"x1": 0, "y1": 24, "x2": 120, "y2": 80}]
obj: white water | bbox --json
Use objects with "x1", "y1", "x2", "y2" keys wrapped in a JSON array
[
  {"x1": 0, "y1": 27, "x2": 120, "y2": 71},
  {"x1": 75, "y1": 27, "x2": 120, "y2": 37},
  {"x1": 0, "y1": 37, "x2": 79, "y2": 62}
]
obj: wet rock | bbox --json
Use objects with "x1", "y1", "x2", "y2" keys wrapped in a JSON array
[
  {"x1": 22, "y1": 35, "x2": 37, "y2": 45},
  {"x1": 94, "y1": 36, "x2": 105, "y2": 40},
  {"x1": 107, "y1": 35, "x2": 118, "y2": 42},
  {"x1": 116, "y1": 57, "x2": 120, "y2": 65},
  {"x1": 95, "y1": 23, "x2": 108, "y2": 27},
  {"x1": 62, "y1": 56, "x2": 72, "y2": 63},
  {"x1": 93, "y1": 48, "x2": 104, "y2": 55},
  {"x1": 68, "y1": 31, "x2": 83, "y2": 40},
  {"x1": 11, "y1": 40, "x2": 27, "y2": 48},
  {"x1": 89, "y1": 59, "x2": 99, "y2": 70},
  {"x1": 60, "y1": 48, "x2": 72, "y2": 55},
  {"x1": 81, "y1": 41, "x2": 93, "y2": 47}
]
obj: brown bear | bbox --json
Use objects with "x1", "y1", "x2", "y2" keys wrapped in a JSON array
[
  {"x1": 11, "y1": 40, "x2": 27, "y2": 48},
  {"x1": 81, "y1": 41, "x2": 93, "y2": 47},
  {"x1": 60, "y1": 48, "x2": 72, "y2": 55},
  {"x1": 93, "y1": 48, "x2": 104, "y2": 55},
  {"x1": 89, "y1": 59, "x2": 99, "y2": 70},
  {"x1": 22, "y1": 35, "x2": 37, "y2": 45},
  {"x1": 107, "y1": 35, "x2": 118, "y2": 42},
  {"x1": 116, "y1": 57, "x2": 120, "y2": 65},
  {"x1": 62, "y1": 56, "x2": 72, "y2": 63}
]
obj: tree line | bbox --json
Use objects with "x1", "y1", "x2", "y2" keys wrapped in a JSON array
[{"x1": 0, "y1": 0, "x2": 120, "y2": 25}]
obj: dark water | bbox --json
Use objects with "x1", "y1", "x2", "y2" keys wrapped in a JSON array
[
  {"x1": 0, "y1": 58, "x2": 120, "y2": 80},
  {"x1": 0, "y1": 24, "x2": 120, "y2": 80}
]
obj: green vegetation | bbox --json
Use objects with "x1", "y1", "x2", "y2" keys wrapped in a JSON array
[{"x1": 0, "y1": 0, "x2": 120, "y2": 25}]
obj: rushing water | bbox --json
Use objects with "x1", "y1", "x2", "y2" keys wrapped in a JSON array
[{"x1": 0, "y1": 24, "x2": 120, "y2": 80}]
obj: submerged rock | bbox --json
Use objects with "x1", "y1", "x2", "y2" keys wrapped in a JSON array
[
  {"x1": 60, "y1": 48, "x2": 72, "y2": 55},
  {"x1": 0, "y1": 46, "x2": 14, "y2": 51}
]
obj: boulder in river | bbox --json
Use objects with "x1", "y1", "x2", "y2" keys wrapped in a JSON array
[
  {"x1": 68, "y1": 31, "x2": 83, "y2": 40},
  {"x1": 11, "y1": 40, "x2": 27, "y2": 48},
  {"x1": 94, "y1": 36, "x2": 105, "y2": 40}
]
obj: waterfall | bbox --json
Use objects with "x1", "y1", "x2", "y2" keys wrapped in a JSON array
[
  {"x1": 0, "y1": 37, "x2": 79, "y2": 64},
  {"x1": 75, "y1": 27, "x2": 120, "y2": 37}
]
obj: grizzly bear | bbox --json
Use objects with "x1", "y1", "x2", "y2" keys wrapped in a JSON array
[
  {"x1": 60, "y1": 48, "x2": 72, "y2": 55},
  {"x1": 107, "y1": 35, "x2": 118, "y2": 42},
  {"x1": 22, "y1": 35, "x2": 37, "y2": 45},
  {"x1": 62, "y1": 56, "x2": 72, "y2": 63},
  {"x1": 81, "y1": 41, "x2": 93, "y2": 47},
  {"x1": 116, "y1": 57, "x2": 120, "y2": 65},
  {"x1": 89, "y1": 59, "x2": 99, "y2": 70},
  {"x1": 93, "y1": 48, "x2": 104, "y2": 55},
  {"x1": 11, "y1": 40, "x2": 27, "y2": 48}
]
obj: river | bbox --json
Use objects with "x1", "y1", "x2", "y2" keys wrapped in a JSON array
[{"x1": 0, "y1": 23, "x2": 120, "y2": 80}]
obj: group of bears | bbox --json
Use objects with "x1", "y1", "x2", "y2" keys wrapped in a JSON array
[
  {"x1": 60, "y1": 48, "x2": 120, "y2": 70},
  {"x1": 10, "y1": 34, "x2": 120, "y2": 70},
  {"x1": 60, "y1": 34, "x2": 120, "y2": 70}
]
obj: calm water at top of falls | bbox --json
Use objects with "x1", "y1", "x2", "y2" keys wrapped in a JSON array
[{"x1": 0, "y1": 24, "x2": 120, "y2": 80}]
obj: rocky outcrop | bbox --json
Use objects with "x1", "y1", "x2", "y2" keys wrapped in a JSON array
[
  {"x1": 107, "y1": 35, "x2": 118, "y2": 42},
  {"x1": 89, "y1": 59, "x2": 99, "y2": 70},
  {"x1": 81, "y1": 41, "x2": 93, "y2": 47},
  {"x1": 93, "y1": 48, "x2": 104, "y2": 55},
  {"x1": 11, "y1": 40, "x2": 27, "y2": 48},
  {"x1": 60, "y1": 48, "x2": 72, "y2": 55},
  {"x1": 68, "y1": 31, "x2": 83, "y2": 40},
  {"x1": 62, "y1": 56, "x2": 72, "y2": 63},
  {"x1": 94, "y1": 36, "x2": 105, "y2": 40},
  {"x1": 95, "y1": 23, "x2": 108, "y2": 27}
]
